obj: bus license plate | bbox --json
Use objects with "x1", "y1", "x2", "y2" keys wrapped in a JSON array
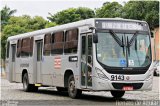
[{"x1": 123, "y1": 86, "x2": 133, "y2": 91}]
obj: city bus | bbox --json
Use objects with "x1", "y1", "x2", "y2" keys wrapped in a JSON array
[{"x1": 6, "y1": 18, "x2": 153, "y2": 99}]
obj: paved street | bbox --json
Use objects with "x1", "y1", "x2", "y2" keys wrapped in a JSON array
[{"x1": 1, "y1": 77, "x2": 159, "y2": 106}]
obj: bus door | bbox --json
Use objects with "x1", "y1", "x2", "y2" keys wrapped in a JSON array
[
  {"x1": 36, "y1": 40, "x2": 43, "y2": 83},
  {"x1": 11, "y1": 44, "x2": 16, "y2": 81},
  {"x1": 81, "y1": 34, "x2": 93, "y2": 88}
]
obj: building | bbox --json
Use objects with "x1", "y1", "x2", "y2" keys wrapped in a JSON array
[{"x1": 152, "y1": 26, "x2": 159, "y2": 62}]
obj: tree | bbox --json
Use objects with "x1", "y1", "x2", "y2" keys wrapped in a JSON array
[
  {"x1": 1, "y1": 15, "x2": 48, "y2": 59},
  {"x1": 29, "y1": 16, "x2": 47, "y2": 30},
  {"x1": 47, "y1": 7, "x2": 95, "y2": 25},
  {"x1": 122, "y1": 1, "x2": 159, "y2": 29},
  {"x1": 45, "y1": 22, "x2": 57, "y2": 28},
  {"x1": 1, "y1": 5, "x2": 17, "y2": 28},
  {"x1": 96, "y1": 2, "x2": 123, "y2": 18}
]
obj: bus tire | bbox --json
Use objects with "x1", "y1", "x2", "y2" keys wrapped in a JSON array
[
  {"x1": 68, "y1": 74, "x2": 82, "y2": 98},
  {"x1": 22, "y1": 73, "x2": 38, "y2": 92},
  {"x1": 110, "y1": 91, "x2": 125, "y2": 98},
  {"x1": 56, "y1": 87, "x2": 67, "y2": 92}
]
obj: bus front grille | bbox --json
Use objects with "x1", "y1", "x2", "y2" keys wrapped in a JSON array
[{"x1": 112, "y1": 83, "x2": 143, "y2": 90}]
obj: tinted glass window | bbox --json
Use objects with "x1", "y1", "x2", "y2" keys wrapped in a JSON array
[
  {"x1": 64, "y1": 29, "x2": 78, "y2": 54},
  {"x1": 44, "y1": 33, "x2": 51, "y2": 56},
  {"x1": 21, "y1": 38, "x2": 30, "y2": 57},
  {"x1": 51, "y1": 32, "x2": 64, "y2": 54},
  {"x1": 17, "y1": 40, "x2": 21, "y2": 57},
  {"x1": 11, "y1": 45, "x2": 16, "y2": 62},
  {"x1": 30, "y1": 37, "x2": 34, "y2": 56}
]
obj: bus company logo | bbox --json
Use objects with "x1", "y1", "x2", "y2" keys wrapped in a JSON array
[
  {"x1": 54, "y1": 57, "x2": 61, "y2": 69},
  {"x1": 126, "y1": 76, "x2": 130, "y2": 80}
]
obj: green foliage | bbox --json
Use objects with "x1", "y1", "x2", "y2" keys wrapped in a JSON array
[
  {"x1": 96, "y1": 2, "x2": 123, "y2": 18},
  {"x1": 47, "y1": 7, "x2": 95, "y2": 25},
  {"x1": 45, "y1": 22, "x2": 57, "y2": 28},
  {"x1": 1, "y1": 5, "x2": 17, "y2": 29},
  {"x1": 29, "y1": 16, "x2": 47, "y2": 30},
  {"x1": 122, "y1": 1, "x2": 159, "y2": 29},
  {"x1": 2, "y1": 15, "x2": 47, "y2": 36},
  {"x1": 1, "y1": 15, "x2": 47, "y2": 59},
  {"x1": 95, "y1": 1, "x2": 159, "y2": 29}
]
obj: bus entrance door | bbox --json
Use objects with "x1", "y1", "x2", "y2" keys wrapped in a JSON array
[
  {"x1": 36, "y1": 40, "x2": 43, "y2": 83},
  {"x1": 81, "y1": 34, "x2": 93, "y2": 88},
  {"x1": 11, "y1": 44, "x2": 16, "y2": 82}
]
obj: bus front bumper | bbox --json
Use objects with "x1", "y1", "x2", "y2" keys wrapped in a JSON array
[{"x1": 92, "y1": 76, "x2": 153, "y2": 91}]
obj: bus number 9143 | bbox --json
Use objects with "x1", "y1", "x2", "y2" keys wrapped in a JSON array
[{"x1": 111, "y1": 75, "x2": 124, "y2": 81}]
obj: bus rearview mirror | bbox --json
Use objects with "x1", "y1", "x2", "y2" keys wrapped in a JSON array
[{"x1": 93, "y1": 33, "x2": 98, "y2": 43}]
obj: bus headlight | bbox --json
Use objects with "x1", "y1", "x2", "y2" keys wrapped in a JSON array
[{"x1": 95, "y1": 67, "x2": 109, "y2": 80}]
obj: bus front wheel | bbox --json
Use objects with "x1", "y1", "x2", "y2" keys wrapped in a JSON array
[
  {"x1": 110, "y1": 91, "x2": 125, "y2": 98},
  {"x1": 68, "y1": 74, "x2": 82, "y2": 98},
  {"x1": 22, "y1": 73, "x2": 38, "y2": 92}
]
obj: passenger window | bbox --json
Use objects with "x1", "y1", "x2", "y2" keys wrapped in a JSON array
[
  {"x1": 64, "y1": 28, "x2": 78, "y2": 54},
  {"x1": 88, "y1": 35, "x2": 93, "y2": 64},
  {"x1": 30, "y1": 37, "x2": 34, "y2": 56},
  {"x1": 81, "y1": 36, "x2": 86, "y2": 61},
  {"x1": 21, "y1": 38, "x2": 30, "y2": 57},
  {"x1": 17, "y1": 39, "x2": 21, "y2": 57},
  {"x1": 44, "y1": 33, "x2": 51, "y2": 56},
  {"x1": 51, "y1": 31, "x2": 64, "y2": 54}
]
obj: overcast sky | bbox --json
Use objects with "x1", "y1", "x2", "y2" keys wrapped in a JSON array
[{"x1": 1, "y1": 0, "x2": 129, "y2": 20}]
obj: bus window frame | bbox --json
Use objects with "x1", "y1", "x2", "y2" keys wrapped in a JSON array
[
  {"x1": 64, "y1": 28, "x2": 79, "y2": 54},
  {"x1": 51, "y1": 31, "x2": 64, "y2": 55},
  {"x1": 43, "y1": 33, "x2": 52, "y2": 56}
]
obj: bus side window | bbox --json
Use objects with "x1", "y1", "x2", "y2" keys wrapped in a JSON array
[
  {"x1": 64, "y1": 28, "x2": 78, "y2": 54},
  {"x1": 6, "y1": 41, "x2": 10, "y2": 58},
  {"x1": 81, "y1": 36, "x2": 86, "y2": 61},
  {"x1": 21, "y1": 38, "x2": 30, "y2": 57},
  {"x1": 44, "y1": 33, "x2": 51, "y2": 56},
  {"x1": 17, "y1": 39, "x2": 21, "y2": 57},
  {"x1": 51, "y1": 31, "x2": 64, "y2": 54},
  {"x1": 30, "y1": 37, "x2": 34, "y2": 56},
  {"x1": 88, "y1": 35, "x2": 92, "y2": 64}
]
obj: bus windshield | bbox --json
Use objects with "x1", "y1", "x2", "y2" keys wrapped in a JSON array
[{"x1": 96, "y1": 31, "x2": 151, "y2": 67}]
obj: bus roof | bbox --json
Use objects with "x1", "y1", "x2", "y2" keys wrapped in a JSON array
[{"x1": 7, "y1": 18, "x2": 147, "y2": 41}]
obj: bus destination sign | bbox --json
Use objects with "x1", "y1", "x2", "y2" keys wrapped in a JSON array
[{"x1": 95, "y1": 20, "x2": 148, "y2": 31}]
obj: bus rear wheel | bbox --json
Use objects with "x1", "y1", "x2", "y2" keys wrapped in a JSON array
[
  {"x1": 110, "y1": 91, "x2": 125, "y2": 98},
  {"x1": 22, "y1": 73, "x2": 38, "y2": 92},
  {"x1": 68, "y1": 74, "x2": 82, "y2": 98}
]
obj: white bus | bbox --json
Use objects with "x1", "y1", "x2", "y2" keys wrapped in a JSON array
[{"x1": 6, "y1": 18, "x2": 153, "y2": 98}]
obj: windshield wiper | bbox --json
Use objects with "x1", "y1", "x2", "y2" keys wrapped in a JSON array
[
  {"x1": 127, "y1": 36, "x2": 130, "y2": 56},
  {"x1": 122, "y1": 36, "x2": 125, "y2": 56},
  {"x1": 128, "y1": 31, "x2": 138, "y2": 47},
  {"x1": 109, "y1": 30, "x2": 124, "y2": 47}
]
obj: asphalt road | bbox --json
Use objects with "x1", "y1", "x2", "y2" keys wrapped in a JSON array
[{"x1": 1, "y1": 77, "x2": 159, "y2": 106}]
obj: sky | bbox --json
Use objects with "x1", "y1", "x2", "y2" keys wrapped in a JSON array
[{"x1": 1, "y1": 0, "x2": 129, "y2": 20}]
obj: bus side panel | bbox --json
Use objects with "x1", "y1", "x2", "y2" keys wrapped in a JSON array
[
  {"x1": 41, "y1": 56, "x2": 54, "y2": 86},
  {"x1": 19, "y1": 58, "x2": 34, "y2": 83},
  {"x1": 15, "y1": 57, "x2": 21, "y2": 82},
  {"x1": 53, "y1": 55, "x2": 65, "y2": 87},
  {"x1": 61, "y1": 55, "x2": 79, "y2": 87},
  {"x1": 6, "y1": 43, "x2": 12, "y2": 82},
  {"x1": 28, "y1": 57, "x2": 34, "y2": 84}
]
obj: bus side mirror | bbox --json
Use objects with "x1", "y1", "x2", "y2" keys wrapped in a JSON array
[
  {"x1": 151, "y1": 32, "x2": 154, "y2": 38},
  {"x1": 93, "y1": 33, "x2": 98, "y2": 43}
]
